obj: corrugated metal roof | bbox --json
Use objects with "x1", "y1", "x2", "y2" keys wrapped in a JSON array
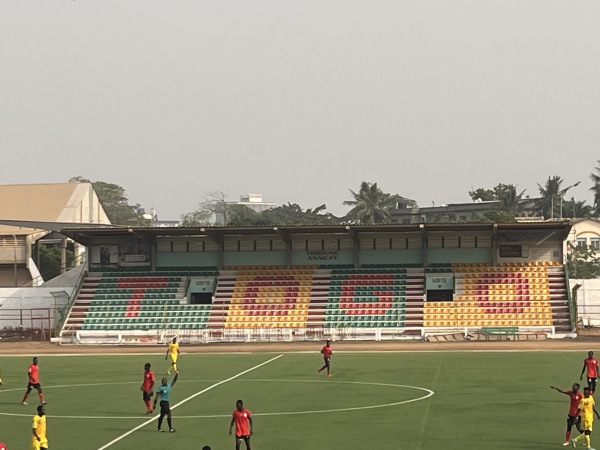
[{"x1": 0, "y1": 183, "x2": 78, "y2": 222}]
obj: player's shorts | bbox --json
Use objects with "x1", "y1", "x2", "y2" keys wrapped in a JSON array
[
  {"x1": 169, "y1": 355, "x2": 178, "y2": 363},
  {"x1": 567, "y1": 415, "x2": 581, "y2": 428},
  {"x1": 588, "y1": 377, "x2": 597, "y2": 387},
  {"x1": 159, "y1": 400, "x2": 171, "y2": 414},
  {"x1": 235, "y1": 435, "x2": 251, "y2": 442},
  {"x1": 31, "y1": 436, "x2": 48, "y2": 450},
  {"x1": 583, "y1": 418, "x2": 594, "y2": 432},
  {"x1": 323, "y1": 357, "x2": 330, "y2": 365},
  {"x1": 143, "y1": 390, "x2": 153, "y2": 401},
  {"x1": 27, "y1": 383, "x2": 42, "y2": 391}
]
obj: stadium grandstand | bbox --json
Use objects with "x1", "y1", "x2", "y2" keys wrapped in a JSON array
[{"x1": 23, "y1": 221, "x2": 573, "y2": 345}]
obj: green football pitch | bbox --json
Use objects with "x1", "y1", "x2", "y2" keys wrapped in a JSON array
[{"x1": 0, "y1": 349, "x2": 590, "y2": 449}]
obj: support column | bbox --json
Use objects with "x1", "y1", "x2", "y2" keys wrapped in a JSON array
[{"x1": 60, "y1": 238, "x2": 67, "y2": 274}]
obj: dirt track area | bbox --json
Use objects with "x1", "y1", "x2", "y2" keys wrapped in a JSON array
[{"x1": 2, "y1": 335, "x2": 600, "y2": 355}]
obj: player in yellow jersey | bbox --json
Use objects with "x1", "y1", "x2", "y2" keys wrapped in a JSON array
[
  {"x1": 165, "y1": 337, "x2": 181, "y2": 375},
  {"x1": 572, "y1": 387, "x2": 600, "y2": 449},
  {"x1": 31, "y1": 405, "x2": 48, "y2": 450}
]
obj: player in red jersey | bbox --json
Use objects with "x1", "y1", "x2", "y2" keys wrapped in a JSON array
[
  {"x1": 580, "y1": 351, "x2": 600, "y2": 394},
  {"x1": 229, "y1": 399, "x2": 253, "y2": 450},
  {"x1": 318, "y1": 340, "x2": 333, "y2": 377},
  {"x1": 140, "y1": 362, "x2": 156, "y2": 414},
  {"x1": 21, "y1": 357, "x2": 45, "y2": 406},
  {"x1": 551, "y1": 384, "x2": 584, "y2": 446}
]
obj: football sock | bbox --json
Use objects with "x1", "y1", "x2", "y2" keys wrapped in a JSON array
[
  {"x1": 38, "y1": 392, "x2": 44, "y2": 403},
  {"x1": 167, "y1": 418, "x2": 172, "y2": 429},
  {"x1": 21, "y1": 393, "x2": 29, "y2": 403},
  {"x1": 173, "y1": 363, "x2": 178, "y2": 372},
  {"x1": 145, "y1": 399, "x2": 152, "y2": 411},
  {"x1": 158, "y1": 416, "x2": 164, "y2": 429},
  {"x1": 566, "y1": 431, "x2": 571, "y2": 441},
  {"x1": 575, "y1": 433, "x2": 584, "y2": 442},
  {"x1": 585, "y1": 435, "x2": 591, "y2": 447}
]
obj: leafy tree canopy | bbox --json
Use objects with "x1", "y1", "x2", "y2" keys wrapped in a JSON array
[
  {"x1": 469, "y1": 184, "x2": 525, "y2": 202},
  {"x1": 567, "y1": 243, "x2": 600, "y2": 279},
  {"x1": 69, "y1": 176, "x2": 147, "y2": 226}
]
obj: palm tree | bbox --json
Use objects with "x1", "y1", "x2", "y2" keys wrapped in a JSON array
[
  {"x1": 536, "y1": 176, "x2": 564, "y2": 219},
  {"x1": 590, "y1": 160, "x2": 600, "y2": 216},
  {"x1": 343, "y1": 182, "x2": 401, "y2": 224},
  {"x1": 496, "y1": 184, "x2": 526, "y2": 217},
  {"x1": 563, "y1": 198, "x2": 593, "y2": 219}
]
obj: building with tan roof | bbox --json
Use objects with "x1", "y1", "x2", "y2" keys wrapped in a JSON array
[{"x1": 0, "y1": 182, "x2": 110, "y2": 286}]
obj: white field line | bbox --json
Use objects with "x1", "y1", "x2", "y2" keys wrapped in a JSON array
[
  {"x1": 0, "y1": 379, "x2": 434, "y2": 420},
  {"x1": 96, "y1": 353, "x2": 283, "y2": 450},
  {"x1": 416, "y1": 353, "x2": 444, "y2": 450}
]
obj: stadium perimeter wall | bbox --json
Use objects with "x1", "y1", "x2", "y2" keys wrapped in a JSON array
[{"x1": 0, "y1": 338, "x2": 599, "y2": 356}]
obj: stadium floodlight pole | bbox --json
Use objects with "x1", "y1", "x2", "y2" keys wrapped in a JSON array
[{"x1": 559, "y1": 181, "x2": 581, "y2": 219}]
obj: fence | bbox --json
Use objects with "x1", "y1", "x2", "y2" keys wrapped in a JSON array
[
  {"x1": 64, "y1": 324, "x2": 561, "y2": 345},
  {"x1": 0, "y1": 307, "x2": 53, "y2": 341}
]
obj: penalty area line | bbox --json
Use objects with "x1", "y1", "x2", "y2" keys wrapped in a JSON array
[{"x1": 96, "y1": 353, "x2": 284, "y2": 450}]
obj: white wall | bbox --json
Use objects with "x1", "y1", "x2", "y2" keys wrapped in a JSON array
[{"x1": 570, "y1": 279, "x2": 600, "y2": 326}]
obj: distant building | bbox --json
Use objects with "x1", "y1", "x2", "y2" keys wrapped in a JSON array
[
  {"x1": 568, "y1": 218, "x2": 600, "y2": 251},
  {"x1": 390, "y1": 199, "x2": 541, "y2": 224},
  {"x1": 216, "y1": 194, "x2": 277, "y2": 225},
  {"x1": 0, "y1": 182, "x2": 110, "y2": 286},
  {"x1": 151, "y1": 219, "x2": 181, "y2": 227}
]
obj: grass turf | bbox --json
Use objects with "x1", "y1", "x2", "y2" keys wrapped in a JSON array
[{"x1": 0, "y1": 350, "x2": 588, "y2": 449}]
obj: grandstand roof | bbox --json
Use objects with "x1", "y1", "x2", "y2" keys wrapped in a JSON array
[{"x1": 60, "y1": 221, "x2": 572, "y2": 246}]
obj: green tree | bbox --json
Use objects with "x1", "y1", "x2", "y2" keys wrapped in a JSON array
[
  {"x1": 467, "y1": 184, "x2": 526, "y2": 222},
  {"x1": 537, "y1": 177, "x2": 583, "y2": 220},
  {"x1": 69, "y1": 176, "x2": 144, "y2": 225},
  {"x1": 260, "y1": 203, "x2": 338, "y2": 226},
  {"x1": 469, "y1": 184, "x2": 525, "y2": 206},
  {"x1": 343, "y1": 182, "x2": 415, "y2": 224},
  {"x1": 590, "y1": 161, "x2": 600, "y2": 216},
  {"x1": 496, "y1": 184, "x2": 526, "y2": 216},
  {"x1": 36, "y1": 243, "x2": 74, "y2": 281},
  {"x1": 180, "y1": 209, "x2": 213, "y2": 226},
  {"x1": 179, "y1": 191, "x2": 228, "y2": 226},
  {"x1": 470, "y1": 210, "x2": 518, "y2": 223},
  {"x1": 468, "y1": 187, "x2": 496, "y2": 202},
  {"x1": 566, "y1": 243, "x2": 600, "y2": 279},
  {"x1": 227, "y1": 204, "x2": 269, "y2": 226},
  {"x1": 562, "y1": 198, "x2": 593, "y2": 219},
  {"x1": 536, "y1": 176, "x2": 564, "y2": 219}
]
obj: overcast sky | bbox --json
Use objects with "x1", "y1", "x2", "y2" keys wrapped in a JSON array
[{"x1": 1, "y1": 1, "x2": 599, "y2": 220}]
